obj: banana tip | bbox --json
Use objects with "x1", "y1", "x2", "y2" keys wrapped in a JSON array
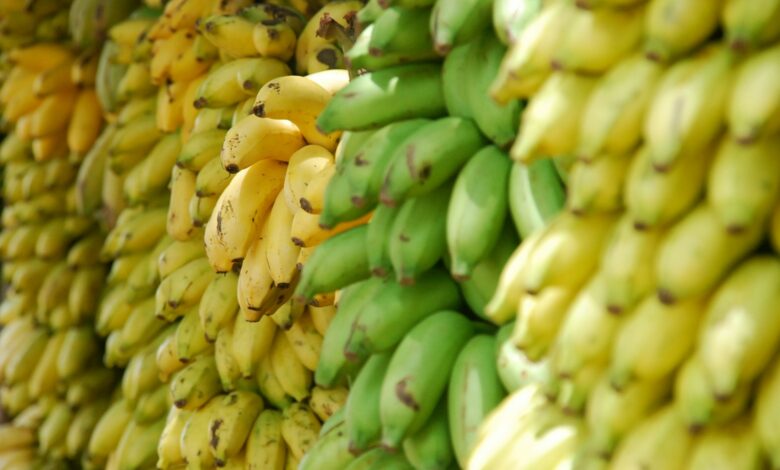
[{"x1": 656, "y1": 289, "x2": 675, "y2": 305}]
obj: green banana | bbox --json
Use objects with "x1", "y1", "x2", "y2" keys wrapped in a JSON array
[
  {"x1": 464, "y1": 31, "x2": 521, "y2": 146},
  {"x1": 317, "y1": 63, "x2": 446, "y2": 132},
  {"x1": 447, "y1": 146, "x2": 511, "y2": 280},
  {"x1": 441, "y1": 41, "x2": 473, "y2": 119},
  {"x1": 95, "y1": 40, "x2": 127, "y2": 113},
  {"x1": 293, "y1": 225, "x2": 371, "y2": 304},
  {"x1": 403, "y1": 398, "x2": 454, "y2": 470},
  {"x1": 457, "y1": 223, "x2": 519, "y2": 319},
  {"x1": 345, "y1": 448, "x2": 415, "y2": 470},
  {"x1": 299, "y1": 420, "x2": 356, "y2": 470},
  {"x1": 356, "y1": 0, "x2": 384, "y2": 25},
  {"x1": 315, "y1": 278, "x2": 386, "y2": 388},
  {"x1": 344, "y1": 119, "x2": 429, "y2": 211},
  {"x1": 343, "y1": 268, "x2": 461, "y2": 364},
  {"x1": 389, "y1": 182, "x2": 452, "y2": 284},
  {"x1": 507, "y1": 159, "x2": 565, "y2": 239},
  {"x1": 346, "y1": 23, "x2": 433, "y2": 71},
  {"x1": 448, "y1": 335, "x2": 505, "y2": 467},
  {"x1": 366, "y1": 203, "x2": 400, "y2": 278},
  {"x1": 430, "y1": 0, "x2": 492, "y2": 54},
  {"x1": 345, "y1": 351, "x2": 392, "y2": 454},
  {"x1": 380, "y1": 310, "x2": 474, "y2": 449},
  {"x1": 318, "y1": 170, "x2": 373, "y2": 229},
  {"x1": 368, "y1": 6, "x2": 436, "y2": 58},
  {"x1": 380, "y1": 117, "x2": 486, "y2": 207}
]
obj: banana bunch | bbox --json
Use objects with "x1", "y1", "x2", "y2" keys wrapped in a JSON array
[
  {"x1": 0, "y1": 0, "x2": 71, "y2": 51},
  {"x1": 458, "y1": 0, "x2": 780, "y2": 467}
]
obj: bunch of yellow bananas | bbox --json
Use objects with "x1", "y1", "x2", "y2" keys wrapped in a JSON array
[{"x1": 472, "y1": 0, "x2": 780, "y2": 468}]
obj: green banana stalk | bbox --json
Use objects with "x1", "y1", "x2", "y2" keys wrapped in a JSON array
[
  {"x1": 380, "y1": 311, "x2": 474, "y2": 449},
  {"x1": 447, "y1": 146, "x2": 511, "y2": 280},
  {"x1": 448, "y1": 335, "x2": 506, "y2": 467},
  {"x1": 342, "y1": 268, "x2": 461, "y2": 364},
  {"x1": 366, "y1": 203, "x2": 400, "y2": 278},
  {"x1": 344, "y1": 351, "x2": 392, "y2": 454},
  {"x1": 403, "y1": 398, "x2": 454, "y2": 469},
  {"x1": 344, "y1": 119, "x2": 430, "y2": 210},
  {"x1": 317, "y1": 63, "x2": 446, "y2": 132},
  {"x1": 293, "y1": 225, "x2": 371, "y2": 304},
  {"x1": 380, "y1": 117, "x2": 486, "y2": 207},
  {"x1": 430, "y1": 0, "x2": 493, "y2": 54},
  {"x1": 315, "y1": 278, "x2": 386, "y2": 388},
  {"x1": 388, "y1": 182, "x2": 452, "y2": 284}
]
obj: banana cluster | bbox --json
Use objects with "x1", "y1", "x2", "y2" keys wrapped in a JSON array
[
  {"x1": 0, "y1": 0, "x2": 70, "y2": 52},
  {"x1": 470, "y1": 0, "x2": 780, "y2": 468}
]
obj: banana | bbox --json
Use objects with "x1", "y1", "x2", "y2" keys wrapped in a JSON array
[
  {"x1": 257, "y1": 354, "x2": 295, "y2": 409},
  {"x1": 158, "y1": 238, "x2": 206, "y2": 280},
  {"x1": 385, "y1": 183, "x2": 451, "y2": 284},
  {"x1": 600, "y1": 214, "x2": 664, "y2": 314},
  {"x1": 178, "y1": 395, "x2": 222, "y2": 469},
  {"x1": 402, "y1": 399, "x2": 454, "y2": 469},
  {"x1": 166, "y1": 166, "x2": 198, "y2": 242},
  {"x1": 196, "y1": 158, "x2": 234, "y2": 201},
  {"x1": 169, "y1": 355, "x2": 222, "y2": 411},
  {"x1": 253, "y1": 75, "x2": 340, "y2": 151},
  {"x1": 175, "y1": 305, "x2": 211, "y2": 363},
  {"x1": 491, "y1": 0, "x2": 545, "y2": 46},
  {"x1": 729, "y1": 43, "x2": 780, "y2": 143},
  {"x1": 58, "y1": 325, "x2": 100, "y2": 380},
  {"x1": 281, "y1": 402, "x2": 321, "y2": 460},
  {"x1": 569, "y1": 153, "x2": 632, "y2": 215},
  {"x1": 205, "y1": 159, "x2": 287, "y2": 272},
  {"x1": 113, "y1": 417, "x2": 166, "y2": 470},
  {"x1": 34, "y1": 217, "x2": 71, "y2": 259},
  {"x1": 773, "y1": 202, "x2": 780, "y2": 255},
  {"x1": 364, "y1": 204, "x2": 398, "y2": 278},
  {"x1": 674, "y1": 354, "x2": 750, "y2": 431},
  {"x1": 299, "y1": 418, "x2": 354, "y2": 470},
  {"x1": 698, "y1": 256, "x2": 780, "y2": 399},
  {"x1": 688, "y1": 419, "x2": 764, "y2": 470},
  {"x1": 644, "y1": 45, "x2": 735, "y2": 171},
  {"x1": 379, "y1": 117, "x2": 486, "y2": 207},
  {"x1": 294, "y1": 225, "x2": 371, "y2": 303},
  {"x1": 134, "y1": 385, "x2": 170, "y2": 424},
  {"x1": 192, "y1": 106, "x2": 235, "y2": 136},
  {"x1": 577, "y1": 55, "x2": 664, "y2": 161},
  {"x1": 124, "y1": 132, "x2": 181, "y2": 204},
  {"x1": 263, "y1": 193, "x2": 301, "y2": 289},
  {"x1": 309, "y1": 385, "x2": 349, "y2": 423},
  {"x1": 238, "y1": 232, "x2": 278, "y2": 317},
  {"x1": 510, "y1": 72, "x2": 597, "y2": 163},
  {"x1": 430, "y1": 0, "x2": 491, "y2": 54},
  {"x1": 448, "y1": 335, "x2": 505, "y2": 467},
  {"x1": 220, "y1": 114, "x2": 305, "y2": 172},
  {"x1": 118, "y1": 297, "x2": 168, "y2": 359},
  {"x1": 67, "y1": 367, "x2": 118, "y2": 408},
  {"x1": 158, "y1": 406, "x2": 190, "y2": 469},
  {"x1": 232, "y1": 314, "x2": 277, "y2": 379},
  {"x1": 85, "y1": 398, "x2": 132, "y2": 466},
  {"x1": 208, "y1": 390, "x2": 265, "y2": 465},
  {"x1": 380, "y1": 311, "x2": 474, "y2": 449},
  {"x1": 656, "y1": 202, "x2": 764, "y2": 304},
  {"x1": 102, "y1": 207, "x2": 168, "y2": 258},
  {"x1": 723, "y1": 0, "x2": 780, "y2": 51},
  {"x1": 200, "y1": 271, "x2": 240, "y2": 342},
  {"x1": 315, "y1": 278, "x2": 386, "y2": 388},
  {"x1": 38, "y1": 401, "x2": 73, "y2": 455},
  {"x1": 643, "y1": 0, "x2": 720, "y2": 62},
  {"x1": 297, "y1": 164, "x2": 335, "y2": 215},
  {"x1": 247, "y1": 409, "x2": 287, "y2": 470},
  {"x1": 69, "y1": 265, "x2": 107, "y2": 323},
  {"x1": 156, "y1": 327, "x2": 185, "y2": 384},
  {"x1": 270, "y1": 329, "x2": 313, "y2": 401},
  {"x1": 282, "y1": 144, "x2": 334, "y2": 212},
  {"x1": 4, "y1": 327, "x2": 47, "y2": 385},
  {"x1": 67, "y1": 88, "x2": 103, "y2": 156},
  {"x1": 490, "y1": 2, "x2": 576, "y2": 102},
  {"x1": 609, "y1": 405, "x2": 693, "y2": 469},
  {"x1": 283, "y1": 310, "x2": 323, "y2": 371},
  {"x1": 195, "y1": 57, "x2": 291, "y2": 109},
  {"x1": 496, "y1": 323, "x2": 555, "y2": 393},
  {"x1": 75, "y1": 125, "x2": 114, "y2": 215},
  {"x1": 342, "y1": 119, "x2": 428, "y2": 211},
  {"x1": 756, "y1": 354, "x2": 780, "y2": 468},
  {"x1": 447, "y1": 146, "x2": 510, "y2": 281},
  {"x1": 215, "y1": 326, "x2": 242, "y2": 391},
  {"x1": 199, "y1": 14, "x2": 259, "y2": 58},
  {"x1": 344, "y1": 350, "x2": 391, "y2": 454},
  {"x1": 156, "y1": 256, "x2": 214, "y2": 320},
  {"x1": 317, "y1": 63, "x2": 446, "y2": 133},
  {"x1": 28, "y1": 330, "x2": 66, "y2": 399},
  {"x1": 708, "y1": 135, "x2": 780, "y2": 232},
  {"x1": 178, "y1": 128, "x2": 227, "y2": 172},
  {"x1": 547, "y1": 274, "x2": 620, "y2": 378},
  {"x1": 123, "y1": 344, "x2": 165, "y2": 404}
]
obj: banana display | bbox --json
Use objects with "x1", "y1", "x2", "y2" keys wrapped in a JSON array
[{"x1": 0, "y1": 0, "x2": 779, "y2": 469}]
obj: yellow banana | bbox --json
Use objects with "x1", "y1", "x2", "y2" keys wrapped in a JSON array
[
  {"x1": 200, "y1": 271, "x2": 240, "y2": 342},
  {"x1": 71, "y1": 51, "x2": 98, "y2": 87},
  {"x1": 189, "y1": 193, "x2": 218, "y2": 227},
  {"x1": 308, "y1": 304, "x2": 336, "y2": 337},
  {"x1": 85, "y1": 398, "x2": 132, "y2": 467},
  {"x1": 270, "y1": 330, "x2": 313, "y2": 401},
  {"x1": 294, "y1": 1, "x2": 362, "y2": 75},
  {"x1": 238, "y1": 227, "x2": 278, "y2": 317},
  {"x1": 156, "y1": 328, "x2": 186, "y2": 383},
  {"x1": 199, "y1": 14, "x2": 259, "y2": 58},
  {"x1": 309, "y1": 385, "x2": 348, "y2": 422},
  {"x1": 123, "y1": 346, "x2": 164, "y2": 404},
  {"x1": 175, "y1": 305, "x2": 211, "y2": 363},
  {"x1": 65, "y1": 398, "x2": 110, "y2": 459},
  {"x1": 68, "y1": 265, "x2": 107, "y2": 323},
  {"x1": 101, "y1": 207, "x2": 168, "y2": 258},
  {"x1": 109, "y1": 18, "x2": 154, "y2": 47},
  {"x1": 38, "y1": 401, "x2": 73, "y2": 455},
  {"x1": 134, "y1": 385, "x2": 171, "y2": 424},
  {"x1": 4, "y1": 327, "x2": 47, "y2": 385},
  {"x1": 0, "y1": 424, "x2": 35, "y2": 452},
  {"x1": 216, "y1": 325, "x2": 243, "y2": 391},
  {"x1": 728, "y1": 42, "x2": 780, "y2": 143},
  {"x1": 28, "y1": 330, "x2": 66, "y2": 399},
  {"x1": 644, "y1": 0, "x2": 721, "y2": 62},
  {"x1": 284, "y1": 145, "x2": 334, "y2": 213},
  {"x1": 283, "y1": 310, "x2": 323, "y2": 372},
  {"x1": 178, "y1": 128, "x2": 226, "y2": 171},
  {"x1": 156, "y1": 257, "x2": 214, "y2": 321},
  {"x1": 195, "y1": 156, "x2": 234, "y2": 198},
  {"x1": 158, "y1": 406, "x2": 190, "y2": 470},
  {"x1": 32, "y1": 131, "x2": 69, "y2": 162},
  {"x1": 232, "y1": 314, "x2": 277, "y2": 378},
  {"x1": 156, "y1": 79, "x2": 188, "y2": 133},
  {"x1": 247, "y1": 409, "x2": 287, "y2": 470},
  {"x1": 280, "y1": 403, "x2": 321, "y2": 460},
  {"x1": 169, "y1": 41, "x2": 212, "y2": 83},
  {"x1": 179, "y1": 396, "x2": 221, "y2": 469},
  {"x1": 118, "y1": 297, "x2": 168, "y2": 358},
  {"x1": 722, "y1": 0, "x2": 780, "y2": 51},
  {"x1": 170, "y1": 355, "x2": 222, "y2": 411},
  {"x1": 158, "y1": 237, "x2": 206, "y2": 280},
  {"x1": 57, "y1": 325, "x2": 100, "y2": 380},
  {"x1": 116, "y1": 96, "x2": 156, "y2": 126},
  {"x1": 32, "y1": 58, "x2": 74, "y2": 97},
  {"x1": 221, "y1": 114, "x2": 305, "y2": 172},
  {"x1": 124, "y1": 132, "x2": 181, "y2": 204},
  {"x1": 567, "y1": 153, "x2": 631, "y2": 215},
  {"x1": 194, "y1": 58, "x2": 291, "y2": 109},
  {"x1": 149, "y1": 29, "x2": 192, "y2": 85},
  {"x1": 8, "y1": 43, "x2": 73, "y2": 71},
  {"x1": 166, "y1": 166, "x2": 199, "y2": 242},
  {"x1": 511, "y1": 286, "x2": 577, "y2": 361},
  {"x1": 109, "y1": 113, "x2": 163, "y2": 155},
  {"x1": 209, "y1": 390, "x2": 265, "y2": 465},
  {"x1": 253, "y1": 75, "x2": 340, "y2": 150},
  {"x1": 112, "y1": 417, "x2": 165, "y2": 470},
  {"x1": 253, "y1": 21, "x2": 297, "y2": 61},
  {"x1": 204, "y1": 159, "x2": 287, "y2": 272},
  {"x1": 28, "y1": 88, "x2": 78, "y2": 138}
]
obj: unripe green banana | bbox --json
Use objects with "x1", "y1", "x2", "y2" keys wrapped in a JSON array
[
  {"x1": 317, "y1": 63, "x2": 446, "y2": 133},
  {"x1": 380, "y1": 117, "x2": 486, "y2": 208},
  {"x1": 447, "y1": 146, "x2": 510, "y2": 280},
  {"x1": 318, "y1": 170, "x2": 372, "y2": 230},
  {"x1": 169, "y1": 355, "x2": 222, "y2": 410},
  {"x1": 448, "y1": 335, "x2": 505, "y2": 467},
  {"x1": 403, "y1": 398, "x2": 454, "y2": 470},
  {"x1": 294, "y1": 225, "x2": 371, "y2": 304},
  {"x1": 343, "y1": 268, "x2": 461, "y2": 364},
  {"x1": 364, "y1": 202, "x2": 400, "y2": 276},
  {"x1": 380, "y1": 311, "x2": 474, "y2": 449},
  {"x1": 346, "y1": 447, "x2": 415, "y2": 469},
  {"x1": 344, "y1": 351, "x2": 392, "y2": 454},
  {"x1": 441, "y1": 41, "x2": 473, "y2": 119},
  {"x1": 506, "y1": 159, "x2": 565, "y2": 240},
  {"x1": 315, "y1": 278, "x2": 386, "y2": 388},
  {"x1": 368, "y1": 5, "x2": 435, "y2": 58},
  {"x1": 430, "y1": 0, "x2": 492, "y2": 55}
]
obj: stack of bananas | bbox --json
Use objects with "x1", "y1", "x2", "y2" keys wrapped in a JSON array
[
  {"x1": 0, "y1": 0, "x2": 70, "y2": 52},
  {"x1": 466, "y1": 0, "x2": 780, "y2": 468},
  {"x1": 0, "y1": 2, "x2": 135, "y2": 465}
]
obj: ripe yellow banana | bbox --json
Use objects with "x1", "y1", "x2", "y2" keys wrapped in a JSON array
[
  {"x1": 204, "y1": 159, "x2": 287, "y2": 272},
  {"x1": 156, "y1": 79, "x2": 188, "y2": 133},
  {"x1": 199, "y1": 14, "x2": 259, "y2": 58},
  {"x1": 208, "y1": 390, "x2": 265, "y2": 464},
  {"x1": 247, "y1": 409, "x2": 287, "y2": 470},
  {"x1": 179, "y1": 396, "x2": 221, "y2": 469},
  {"x1": 157, "y1": 406, "x2": 190, "y2": 469},
  {"x1": 195, "y1": 156, "x2": 234, "y2": 197},
  {"x1": 253, "y1": 21, "x2": 297, "y2": 61},
  {"x1": 309, "y1": 385, "x2": 348, "y2": 422},
  {"x1": 216, "y1": 325, "x2": 242, "y2": 391},
  {"x1": 170, "y1": 355, "x2": 222, "y2": 411},
  {"x1": 175, "y1": 305, "x2": 211, "y2": 363},
  {"x1": 270, "y1": 330, "x2": 313, "y2": 401},
  {"x1": 232, "y1": 314, "x2": 277, "y2": 378},
  {"x1": 280, "y1": 402, "x2": 321, "y2": 460},
  {"x1": 644, "y1": 0, "x2": 721, "y2": 62},
  {"x1": 728, "y1": 42, "x2": 780, "y2": 143},
  {"x1": 284, "y1": 145, "x2": 334, "y2": 213},
  {"x1": 221, "y1": 114, "x2": 305, "y2": 172},
  {"x1": 66, "y1": 398, "x2": 110, "y2": 459},
  {"x1": 166, "y1": 166, "x2": 198, "y2": 242},
  {"x1": 511, "y1": 286, "x2": 576, "y2": 361},
  {"x1": 253, "y1": 75, "x2": 340, "y2": 151},
  {"x1": 194, "y1": 57, "x2": 291, "y2": 109},
  {"x1": 156, "y1": 257, "x2": 214, "y2": 321}
]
